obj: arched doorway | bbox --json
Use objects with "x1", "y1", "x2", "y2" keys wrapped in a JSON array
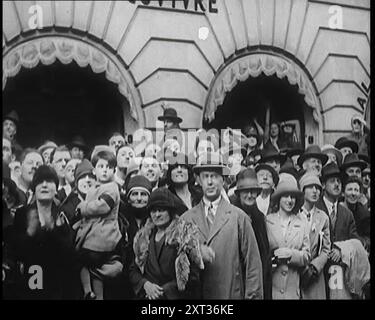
[
  {"x1": 204, "y1": 51, "x2": 323, "y2": 147},
  {"x1": 3, "y1": 60, "x2": 125, "y2": 148},
  {"x1": 3, "y1": 36, "x2": 144, "y2": 149},
  {"x1": 206, "y1": 74, "x2": 306, "y2": 146}
]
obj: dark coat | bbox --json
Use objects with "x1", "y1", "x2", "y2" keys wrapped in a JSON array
[
  {"x1": 129, "y1": 221, "x2": 200, "y2": 300},
  {"x1": 341, "y1": 201, "x2": 370, "y2": 251},
  {"x1": 7, "y1": 203, "x2": 79, "y2": 299},
  {"x1": 231, "y1": 198, "x2": 272, "y2": 299},
  {"x1": 168, "y1": 184, "x2": 203, "y2": 214},
  {"x1": 316, "y1": 199, "x2": 359, "y2": 244}
]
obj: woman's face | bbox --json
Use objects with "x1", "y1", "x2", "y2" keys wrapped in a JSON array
[
  {"x1": 171, "y1": 165, "x2": 189, "y2": 184},
  {"x1": 151, "y1": 207, "x2": 171, "y2": 228},
  {"x1": 35, "y1": 180, "x2": 56, "y2": 202},
  {"x1": 344, "y1": 182, "x2": 360, "y2": 204},
  {"x1": 128, "y1": 189, "x2": 149, "y2": 209},
  {"x1": 279, "y1": 194, "x2": 296, "y2": 213}
]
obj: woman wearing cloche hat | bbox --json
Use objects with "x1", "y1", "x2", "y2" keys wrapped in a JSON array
[
  {"x1": 266, "y1": 173, "x2": 310, "y2": 299},
  {"x1": 129, "y1": 187, "x2": 204, "y2": 300}
]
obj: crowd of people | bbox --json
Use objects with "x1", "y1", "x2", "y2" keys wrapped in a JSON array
[{"x1": 2, "y1": 107, "x2": 371, "y2": 300}]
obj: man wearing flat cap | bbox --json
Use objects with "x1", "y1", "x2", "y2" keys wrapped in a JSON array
[{"x1": 181, "y1": 151, "x2": 263, "y2": 299}]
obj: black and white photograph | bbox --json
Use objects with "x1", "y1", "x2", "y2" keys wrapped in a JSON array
[{"x1": 2, "y1": 0, "x2": 371, "y2": 306}]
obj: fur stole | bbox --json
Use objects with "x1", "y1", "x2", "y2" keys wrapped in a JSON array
[{"x1": 133, "y1": 216, "x2": 204, "y2": 291}]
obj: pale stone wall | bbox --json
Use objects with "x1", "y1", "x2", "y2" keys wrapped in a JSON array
[{"x1": 3, "y1": 0, "x2": 370, "y2": 145}]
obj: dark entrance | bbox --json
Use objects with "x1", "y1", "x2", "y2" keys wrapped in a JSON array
[
  {"x1": 3, "y1": 61, "x2": 125, "y2": 150},
  {"x1": 205, "y1": 74, "x2": 306, "y2": 147}
]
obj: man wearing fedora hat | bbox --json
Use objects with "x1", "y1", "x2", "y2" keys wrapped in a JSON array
[
  {"x1": 334, "y1": 137, "x2": 359, "y2": 161},
  {"x1": 158, "y1": 106, "x2": 182, "y2": 133},
  {"x1": 297, "y1": 145, "x2": 328, "y2": 177},
  {"x1": 181, "y1": 151, "x2": 263, "y2": 299},
  {"x1": 3, "y1": 110, "x2": 19, "y2": 143},
  {"x1": 259, "y1": 144, "x2": 286, "y2": 174},
  {"x1": 68, "y1": 135, "x2": 87, "y2": 160},
  {"x1": 316, "y1": 163, "x2": 359, "y2": 262},
  {"x1": 341, "y1": 153, "x2": 368, "y2": 208},
  {"x1": 299, "y1": 173, "x2": 331, "y2": 299},
  {"x1": 231, "y1": 168, "x2": 272, "y2": 299}
]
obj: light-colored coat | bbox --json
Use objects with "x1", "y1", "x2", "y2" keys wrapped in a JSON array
[
  {"x1": 181, "y1": 198, "x2": 263, "y2": 299},
  {"x1": 301, "y1": 206, "x2": 331, "y2": 299},
  {"x1": 266, "y1": 212, "x2": 310, "y2": 299}
]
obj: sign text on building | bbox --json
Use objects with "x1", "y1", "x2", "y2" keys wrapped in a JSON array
[{"x1": 129, "y1": 0, "x2": 218, "y2": 13}]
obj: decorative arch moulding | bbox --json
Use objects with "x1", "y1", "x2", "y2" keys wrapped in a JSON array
[
  {"x1": 3, "y1": 36, "x2": 143, "y2": 125},
  {"x1": 205, "y1": 53, "x2": 323, "y2": 127}
]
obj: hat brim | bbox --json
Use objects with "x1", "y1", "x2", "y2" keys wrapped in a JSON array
[
  {"x1": 336, "y1": 141, "x2": 359, "y2": 154},
  {"x1": 234, "y1": 186, "x2": 262, "y2": 195},
  {"x1": 68, "y1": 142, "x2": 88, "y2": 151},
  {"x1": 341, "y1": 161, "x2": 367, "y2": 172},
  {"x1": 193, "y1": 164, "x2": 228, "y2": 176},
  {"x1": 158, "y1": 116, "x2": 183, "y2": 123},
  {"x1": 260, "y1": 154, "x2": 287, "y2": 166},
  {"x1": 271, "y1": 189, "x2": 304, "y2": 204},
  {"x1": 297, "y1": 153, "x2": 328, "y2": 167},
  {"x1": 321, "y1": 172, "x2": 343, "y2": 182}
]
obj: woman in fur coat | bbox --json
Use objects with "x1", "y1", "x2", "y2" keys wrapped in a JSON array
[{"x1": 129, "y1": 188, "x2": 204, "y2": 300}]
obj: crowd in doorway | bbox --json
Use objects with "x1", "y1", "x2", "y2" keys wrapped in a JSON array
[{"x1": 2, "y1": 107, "x2": 371, "y2": 300}]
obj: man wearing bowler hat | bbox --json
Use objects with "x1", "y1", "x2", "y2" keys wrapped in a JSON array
[
  {"x1": 297, "y1": 145, "x2": 328, "y2": 177},
  {"x1": 181, "y1": 152, "x2": 263, "y2": 299}
]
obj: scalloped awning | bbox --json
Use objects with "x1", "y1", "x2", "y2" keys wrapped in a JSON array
[
  {"x1": 205, "y1": 53, "x2": 322, "y2": 127},
  {"x1": 3, "y1": 37, "x2": 141, "y2": 123}
]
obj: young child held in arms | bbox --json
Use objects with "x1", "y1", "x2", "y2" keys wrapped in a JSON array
[{"x1": 74, "y1": 149, "x2": 122, "y2": 300}]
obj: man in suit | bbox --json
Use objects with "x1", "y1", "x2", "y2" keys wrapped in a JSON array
[
  {"x1": 181, "y1": 152, "x2": 263, "y2": 299},
  {"x1": 299, "y1": 173, "x2": 331, "y2": 299},
  {"x1": 316, "y1": 163, "x2": 359, "y2": 248},
  {"x1": 316, "y1": 163, "x2": 359, "y2": 298}
]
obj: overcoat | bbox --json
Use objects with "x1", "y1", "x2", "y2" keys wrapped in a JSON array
[
  {"x1": 266, "y1": 212, "x2": 310, "y2": 299},
  {"x1": 301, "y1": 207, "x2": 331, "y2": 299},
  {"x1": 181, "y1": 198, "x2": 263, "y2": 299}
]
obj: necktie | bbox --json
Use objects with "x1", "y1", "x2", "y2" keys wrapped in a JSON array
[
  {"x1": 330, "y1": 203, "x2": 337, "y2": 229},
  {"x1": 306, "y1": 211, "x2": 311, "y2": 222},
  {"x1": 207, "y1": 203, "x2": 215, "y2": 229}
]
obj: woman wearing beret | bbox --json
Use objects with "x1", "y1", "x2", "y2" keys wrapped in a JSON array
[
  {"x1": 7, "y1": 165, "x2": 77, "y2": 299},
  {"x1": 266, "y1": 173, "x2": 310, "y2": 299},
  {"x1": 129, "y1": 188, "x2": 204, "y2": 300}
]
